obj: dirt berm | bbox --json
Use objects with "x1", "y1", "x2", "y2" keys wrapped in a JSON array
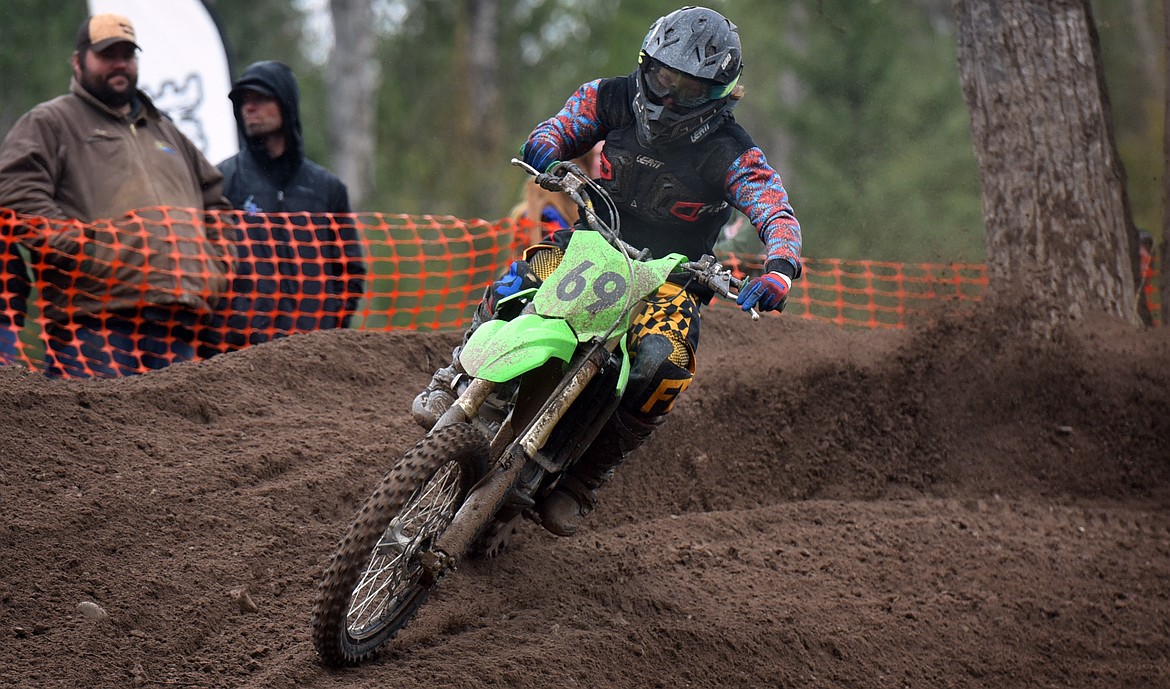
[{"x1": 1, "y1": 298, "x2": 1168, "y2": 688}]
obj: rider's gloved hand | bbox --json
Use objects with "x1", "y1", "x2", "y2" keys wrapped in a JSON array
[
  {"x1": 522, "y1": 140, "x2": 560, "y2": 174},
  {"x1": 487, "y1": 260, "x2": 542, "y2": 314},
  {"x1": 737, "y1": 271, "x2": 791, "y2": 312}
]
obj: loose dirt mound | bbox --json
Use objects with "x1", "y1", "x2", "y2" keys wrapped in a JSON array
[{"x1": 1, "y1": 300, "x2": 1167, "y2": 689}]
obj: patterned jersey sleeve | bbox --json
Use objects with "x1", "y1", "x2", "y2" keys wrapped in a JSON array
[
  {"x1": 525, "y1": 80, "x2": 609, "y2": 162},
  {"x1": 725, "y1": 147, "x2": 803, "y2": 278}
]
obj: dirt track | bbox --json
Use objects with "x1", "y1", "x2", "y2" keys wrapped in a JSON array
[{"x1": 1, "y1": 298, "x2": 1168, "y2": 688}]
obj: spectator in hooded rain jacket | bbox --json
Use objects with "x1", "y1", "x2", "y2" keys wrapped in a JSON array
[
  {"x1": 218, "y1": 60, "x2": 350, "y2": 215},
  {"x1": 212, "y1": 61, "x2": 365, "y2": 352}
]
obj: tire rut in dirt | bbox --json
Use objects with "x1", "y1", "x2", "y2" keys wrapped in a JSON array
[{"x1": 310, "y1": 423, "x2": 488, "y2": 666}]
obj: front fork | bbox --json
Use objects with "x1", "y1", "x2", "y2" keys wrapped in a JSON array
[{"x1": 425, "y1": 344, "x2": 610, "y2": 573}]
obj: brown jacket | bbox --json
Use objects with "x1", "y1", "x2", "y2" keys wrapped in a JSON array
[{"x1": 0, "y1": 78, "x2": 234, "y2": 321}]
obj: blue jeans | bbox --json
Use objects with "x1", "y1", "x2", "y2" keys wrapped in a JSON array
[
  {"x1": 1, "y1": 247, "x2": 30, "y2": 365},
  {"x1": 0, "y1": 324, "x2": 19, "y2": 366},
  {"x1": 45, "y1": 306, "x2": 201, "y2": 379}
]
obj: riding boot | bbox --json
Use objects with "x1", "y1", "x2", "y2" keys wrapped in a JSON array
[
  {"x1": 411, "y1": 301, "x2": 492, "y2": 430},
  {"x1": 538, "y1": 408, "x2": 663, "y2": 536}
]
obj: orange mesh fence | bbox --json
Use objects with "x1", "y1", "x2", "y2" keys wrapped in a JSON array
[
  {"x1": 1139, "y1": 244, "x2": 1160, "y2": 325},
  {"x1": 0, "y1": 207, "x2": 524, "y2": 377},
  {"x1": 0, "y1": 207, "x2": 1160, "y2": 378},
  {"x1": 354, "y1": 214, "x2": 525, "y2": 330},
  {"x1": 718, "y1": 253, "x2": 990, "y2": 329},
  {"x1": 1142, "y1": 270, "x2": 1160, "y2": 324}
]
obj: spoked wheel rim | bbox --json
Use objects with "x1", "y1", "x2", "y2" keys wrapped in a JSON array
[{"x1": 345, "y1": 461, "x2": 465, "y2": 639}]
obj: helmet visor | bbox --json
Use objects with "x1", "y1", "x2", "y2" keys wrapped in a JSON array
[{"x1": 642, "y1": 58, "x2": 735, "y2": 111}]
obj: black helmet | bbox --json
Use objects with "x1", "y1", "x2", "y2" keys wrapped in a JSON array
[{"x1": 633, "y1": 6, "x2": 743, "y2": 147}]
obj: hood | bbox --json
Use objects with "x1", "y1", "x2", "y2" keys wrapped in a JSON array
[{"x1": 228, "y1": 60, "x2": 303, "y2": 165}]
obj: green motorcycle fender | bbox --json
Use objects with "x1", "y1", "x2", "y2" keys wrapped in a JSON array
[
  {"x1": 460, "y1": 313, "x2": 633, "y2": 397},
  {"x1": 460, "y1": 314, "x2": 577, "y2": 383}
]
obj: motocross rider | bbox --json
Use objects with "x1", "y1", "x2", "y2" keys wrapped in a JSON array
[{"x1": 414, "y1": 5, "x2": 803, "y2": 537}]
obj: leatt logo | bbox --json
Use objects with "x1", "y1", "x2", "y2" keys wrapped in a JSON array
[{"x1": 636, "y1": 155, "x2": 664, "y2": 169}]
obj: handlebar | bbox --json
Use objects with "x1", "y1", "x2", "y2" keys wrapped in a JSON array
[
  {"x1": 677, "y1": 256, "x2": 759, "y2": 322},
  {"x1": 511, "y1": 157, "x2": 759, "y2": 321}
]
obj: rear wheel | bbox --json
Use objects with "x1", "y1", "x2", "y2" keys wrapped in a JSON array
[{"x1": 311, "y1": 423, "x2": 487, "y2": 666}]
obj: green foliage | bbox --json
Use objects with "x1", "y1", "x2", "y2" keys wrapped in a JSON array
[
  {"x1": 1093, "y1": 0, "x2": 1164, "y2": 236},
  {"x1": 755, "y1": 0, "x2": 984, "y2": 261},
  {"x1": 0, "y1": 0, "x2": 85, "y2": 132},
  {"x1": 372, "y1": 0, "x2": 464, "y2": 216},
  {"x1": 368, "y1": 0, "x2": 634, "y2": 218}
]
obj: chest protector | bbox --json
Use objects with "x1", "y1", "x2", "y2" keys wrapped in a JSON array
[{"x1": 592, "y1": 76, "x2": 747, "y2": 263}]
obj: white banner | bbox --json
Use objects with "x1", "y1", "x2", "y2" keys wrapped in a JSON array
[{"x1": 87, "y1": 0, "x2": 239, "y2": 166}]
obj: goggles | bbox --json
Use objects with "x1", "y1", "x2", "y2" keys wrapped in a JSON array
[{"x1": 642, "y1": 58, "x2": 736, "y2": 110}]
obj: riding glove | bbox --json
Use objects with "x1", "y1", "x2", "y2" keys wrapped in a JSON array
[
  {"x1": 487, "y1": 260, "x2": 542, "y2": 314},
  {"x1": 737, "y1": 271, "x2": 791, "y2": 312},
  {"x1": 521, "y1": 140, "x2": 559, "y2": 174}
]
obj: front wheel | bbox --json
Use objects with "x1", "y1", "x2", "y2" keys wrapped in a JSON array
[{"x1": 311, "y1": 423, "x2": 488, "y2": 666}]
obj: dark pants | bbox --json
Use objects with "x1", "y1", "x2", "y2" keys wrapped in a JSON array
[
  {"x1": 196, "y1": 214, "x2": 365, "y2": 354},
  {"x1": 45, "y1": 305, "x2": 202, "y2": 379}
]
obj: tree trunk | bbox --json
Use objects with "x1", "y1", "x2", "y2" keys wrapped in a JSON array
[
  {"x1": 327, "y1": 0, "x2": 381, "y2": 208},
  {"x1": 954, "y1": 0, "x2": 1141, "y2": 326},
  {"x1": 453, "y1": 0, "x2": 503, "y2": 216}
]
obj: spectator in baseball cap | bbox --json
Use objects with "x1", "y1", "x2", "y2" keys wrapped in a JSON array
[
  {"x1": 0, "y1": 12, "x2": 234, "y2": 377},
  {"x1": 76, "y1": 13, "x2": 141, "y2": 53}
]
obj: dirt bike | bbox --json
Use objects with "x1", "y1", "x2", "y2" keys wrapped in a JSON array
[{"x1": 310, "y1": 158, "x2": 758, "y2": 666}]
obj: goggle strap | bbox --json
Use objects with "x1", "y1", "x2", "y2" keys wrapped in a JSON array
[{"x1": 710, "y1": 74, "x2": 739, "y2": 100}]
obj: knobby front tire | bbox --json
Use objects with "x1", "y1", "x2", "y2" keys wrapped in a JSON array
[{"x1": 311, "y1": 423, "x2": 488, "y2": 666}]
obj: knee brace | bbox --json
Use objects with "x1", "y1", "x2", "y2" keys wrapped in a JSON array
[{"x1": 623, "y1": 332, "x2": 695, "y2": 417}]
